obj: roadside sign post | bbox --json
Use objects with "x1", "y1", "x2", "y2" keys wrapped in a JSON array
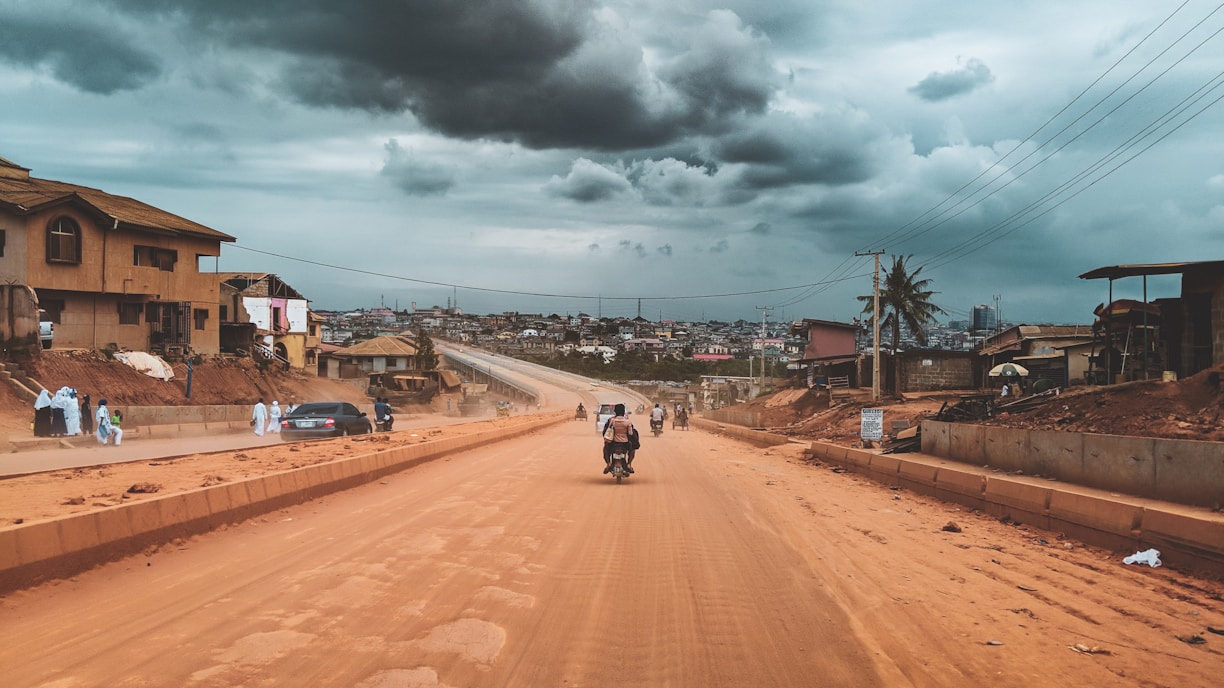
[{"x1": 860, "y1": 408, "x2": 884, "y2": 446}]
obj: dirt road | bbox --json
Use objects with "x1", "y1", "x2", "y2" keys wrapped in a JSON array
[{"x1": 2, "y1": 420, "x2": 1221, "y2": 687}]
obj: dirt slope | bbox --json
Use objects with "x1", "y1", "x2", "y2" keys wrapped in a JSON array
[{"x1": 737, "y1": 363, "x2": 1224, "y2": 444}]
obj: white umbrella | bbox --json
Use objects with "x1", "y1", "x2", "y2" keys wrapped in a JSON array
[{"x1": 988, "y1": 362, "x2": 1029, "y2": 377}]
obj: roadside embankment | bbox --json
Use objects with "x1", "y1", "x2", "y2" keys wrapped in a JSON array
[
  {"x1": 0, "y1": 413, "x2": 566, "y2": 593},
  {"x1": 693, "y1": 417, "x2": 1224, "y2": 580}
]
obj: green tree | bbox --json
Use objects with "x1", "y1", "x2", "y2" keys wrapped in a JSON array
[
  {"x1": 857, "y1": 254, "x2": 946, "y2": 350},
  {"x1": 414, "y1": 328, "x2": 439, "y2": 370}
]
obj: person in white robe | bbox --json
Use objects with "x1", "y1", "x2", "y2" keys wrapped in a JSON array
[
  {"x1": 251, "y1": 399, "x2": 268, "y2": 436},
  {"x1": 267, "y1": 400, "x2": 283, "y2": 433},
  {"x1": 63, "y1": 388, "x2": 82, "y2": 436},
  {"x1": 96, "y1": 399, "x2": 121, "y2": 445}
]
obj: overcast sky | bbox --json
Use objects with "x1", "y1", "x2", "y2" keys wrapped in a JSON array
[{"x1": 1, "y1": 0, "x2": 1220, "y2": 325}]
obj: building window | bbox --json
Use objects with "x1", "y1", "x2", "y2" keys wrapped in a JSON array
[
  {"x1": 0, "y1": 229, "x2": 5, "y2": 257},
  {"x1": 46, "y1": 216, "x2": 81, "y2": 264},
  {"x1": 133, "y1": 245, "x2": 177, "y2": 271},
  {"x1": 193, "y1": 308, "x2": 208, "y2": 331},
  {"x1": 219, "y1": 304, "x2": 228, "y2": 321},
  {"x1": 41, "y1": 298, "x2": 66, "y2": 323},
  {"x1": 118, "y1": 302, "x2": 142, "y2": 325}
]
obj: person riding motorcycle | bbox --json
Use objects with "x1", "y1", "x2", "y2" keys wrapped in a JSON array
[
  {"x1": 602, "y1": 403, "x2": 637, "y2": 473},
  {"x1": 374, "y1": 397, "x2": 394, "y2": 431},
  {"x1": 650, "y1": 403, "x2": 665, "y2": 433}
]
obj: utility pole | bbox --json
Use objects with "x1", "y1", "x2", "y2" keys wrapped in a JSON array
[
  {"x1": 857, "y1": 250, "x2": 884, "y2": 401},
  {"x1": 756, "y1": 305, "x2": 773, "y2": 393}
]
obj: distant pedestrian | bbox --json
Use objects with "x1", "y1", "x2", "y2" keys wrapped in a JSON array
[
  {"x1": 80, "y1": 394, "x2": 93, "y2": 435},
  {"x1": 32, "y1": 389, "x2": 52, "y2": 437},
  {"x1": 251, "y1": 399, "x2": 268, "y2": 436},
  {"x1": 49, "y1": 388, "x2": 68, "y2": 436},
  {"x1": 110, "y1": 408, "x2": 124, "y2": 445},
  {"x1": 267, "y1": 400, "x2": 283, "y2": 433},
  {"x1": 96, "y1": 399, "x2": 122, "y2": 445},
  {"x1": 63, "y1": 388, "x2": 82, "y2": 436},
  {"x1": 1000, "y1": 382, "x2": 1011, "y2": 398}
]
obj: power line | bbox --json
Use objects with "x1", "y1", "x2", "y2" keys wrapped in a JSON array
[{"x1": 225, "y1": 243, "x2": 871, "y2": 302}]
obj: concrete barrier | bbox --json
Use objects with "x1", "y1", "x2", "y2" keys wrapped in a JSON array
[
  {"x1": 690, "y1": 418, "x2": 791, "y2": 447},
  {"x1": 983, "y1": 477, "x2": 1051, "y2": 528},
  {"x1": 0, "y1": 414, "x2": 565, "y2": 593},
  {"x1": 924, "y1": 421, "x2": 1224, "y2": 509},
  {"x1": 1048, "y1": 490, "x2": 1142, "y2": 552}
]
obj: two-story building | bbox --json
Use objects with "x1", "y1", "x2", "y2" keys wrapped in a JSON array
[
  {"x1": 219, "y1": 273, "x2": 315, "y2": 369},
  {"x1": 0, "y1": 156, "x2": 234, "y2": 354}
]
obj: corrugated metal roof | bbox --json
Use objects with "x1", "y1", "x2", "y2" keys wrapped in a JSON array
[
  {"x1": 1078, "y1": 261, "x2": 1224, "y2": 280},
  {"x1": 0, "y1": 171, "x2": 234, "y2": 242},
  {"x1": 333, "y1": 335, "x2": 418, "y2": 358}
]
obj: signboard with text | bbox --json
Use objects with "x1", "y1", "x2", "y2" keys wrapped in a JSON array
[{"x1": 860, "y1": 408, "x2": 884, "y2": 442}]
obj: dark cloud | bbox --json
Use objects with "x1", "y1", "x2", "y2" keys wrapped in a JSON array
[
  {"x1": 711, "y1": 112, "x2": 882, "y2": 189},
  {"x1": 908, "y1": 58, "x2": 994, "y2": 102},
  {"x1": 710, "y1": 239, "x2": 730, "y2": 253},
  {"x1": 0, "y1": 11, "x2": 160, "y2": 93},
  {"x1": 93, "y1": 1, "x2": 778, "y2": 151},
  {"x1": 545, "y1": 158, "x2": 632, "y2": 202},
  {"x1": 381, "y1": 139, "x2": 456, "y2": 197},
  {"x1": 750, "y1": 222, "x2": 772, "y2": 235},
  {"x1": 657, "y1": 244, "x2": 673, "y2": 256}
]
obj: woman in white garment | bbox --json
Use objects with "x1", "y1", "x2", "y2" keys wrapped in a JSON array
[
  {"x1": 95, "y1": 399, "x2": 122, "y2": 445},
  {"x1": 267, "y1": 400, "x2": 283, "y2": 433},
  {"x1": 63, "y1": 388, "x2": 81, "y2": 436}
]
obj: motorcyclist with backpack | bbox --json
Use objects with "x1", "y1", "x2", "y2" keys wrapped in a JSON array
[{"x1": 602, "y1": 403, "x2": 637, "y2": 473}]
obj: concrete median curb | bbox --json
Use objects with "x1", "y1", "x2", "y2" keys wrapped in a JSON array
[
  {"x1": 0, "y1": 414, "x2": 565, "y2": 594},
  {"x1": 689, "y1": 420, "x2": 1224, "y2": 579}
]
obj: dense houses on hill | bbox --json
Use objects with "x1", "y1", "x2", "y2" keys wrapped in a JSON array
[{"x1": 3, "y1": 157, "x2": 1219, "y2": 395}]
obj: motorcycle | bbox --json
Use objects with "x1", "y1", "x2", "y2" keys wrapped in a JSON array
[
  {"x1": 375, "y1": 415, "x2": 394, "y2": 432},
  {"x1": 650, "y1": 418, "x2": 664, "y2": 437},
  {"x1": 607, "y1": 444, "x2": 632, "y2": 484}
]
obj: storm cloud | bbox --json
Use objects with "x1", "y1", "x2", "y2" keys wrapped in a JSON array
[{"x1": 908, "y1": 58, "x2": 995, "y2": 102}]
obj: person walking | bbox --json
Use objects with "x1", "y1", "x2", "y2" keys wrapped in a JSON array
[
  {"x1": 267, "y1": 400, "x2": 283, "y2": 434},
  {"x1": 80, "y1": 394, "x2": 93, "y2": 435},
  {"x1": 33, "y1": 390, "x2": 52, "y2": 437},
  {"x1": 109, "y1": 407, "x2": 124, "y2": 445},
  {"x1": 95, "y1": 399, "x2": 122, "y2": 445},
  {"x1": 49, "y1": 388, "x2": 68, "y2": 437},
  {"x1": 251, "y1": 399, "x2": 268, "y2": 436},
  {"x1": 63, "y1": 388, "x2": 81, "y2": 436}
]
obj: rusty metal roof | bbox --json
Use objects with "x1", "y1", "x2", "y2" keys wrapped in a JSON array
[
  {"x1": 1078, "y1": 261, "x2": 1224, "y2": 280},
  {"x1": 0, "y1": 169, "x2": 235, "y2": 242}
]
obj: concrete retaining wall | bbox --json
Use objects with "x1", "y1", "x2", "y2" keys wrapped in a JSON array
[
  {"x1": 0, "y1": 414, "x2": 565, "y2": 593},
  {"x1": 922, "y1": 420, "x2": 1224, "y2": 508},
  {"x1": 690, "y1": 418, "x2": 791, "y2": 447}
]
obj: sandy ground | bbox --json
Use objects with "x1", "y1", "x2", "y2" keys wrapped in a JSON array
[
  {"x1": 0, "y1": 420, "x2": 1221, "y2": 686},
  {"x1": 0, "y1": 414, "x2": 550, "y2": 525}
]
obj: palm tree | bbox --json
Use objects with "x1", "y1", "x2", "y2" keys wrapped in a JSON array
[{"x1": 857, "y1": 255, "x2": 946, "y2": 350}]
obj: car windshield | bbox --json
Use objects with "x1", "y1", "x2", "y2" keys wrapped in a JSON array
[
  {"x1": 291, "y1": 403, "x2": 340, "y2": 416},
  {"x1": 598, "y1": 404, "x2": 616, "y2": 415}
]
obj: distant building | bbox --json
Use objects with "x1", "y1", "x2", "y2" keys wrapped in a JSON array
[{"x1": 972, "y1": 305, "x2": 997, "y2": 333}]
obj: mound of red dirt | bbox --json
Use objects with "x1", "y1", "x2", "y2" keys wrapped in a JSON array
[
  {"x1": 983, "y1": 364, "x2": 1224, "y2": 441},
  {"x1": 735, "y1": 364, "x2": 1224, "y2": 445},
  {"x1": 20, "y1": 350, "x2": 368, "y2": 408}
]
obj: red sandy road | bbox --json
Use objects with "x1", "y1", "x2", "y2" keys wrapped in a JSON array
[{"x1": 1, "y1": 421, "x2": 1221, "y2": 687}]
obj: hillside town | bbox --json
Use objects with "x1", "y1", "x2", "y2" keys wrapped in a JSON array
[{"x1": 3, "y1": 156, "x2": 1223, "y2": 416}]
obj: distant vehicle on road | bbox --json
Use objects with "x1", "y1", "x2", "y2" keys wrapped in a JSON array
[
  {"x1": 39, "y1": 314, "x2": 53, "y2": 349},
  {"x1": 281, "y1": 402, "x2": 371, "y2": 440},
  {"x1": 595, "y1": 402, "x2": 625, "y2": 432}
]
